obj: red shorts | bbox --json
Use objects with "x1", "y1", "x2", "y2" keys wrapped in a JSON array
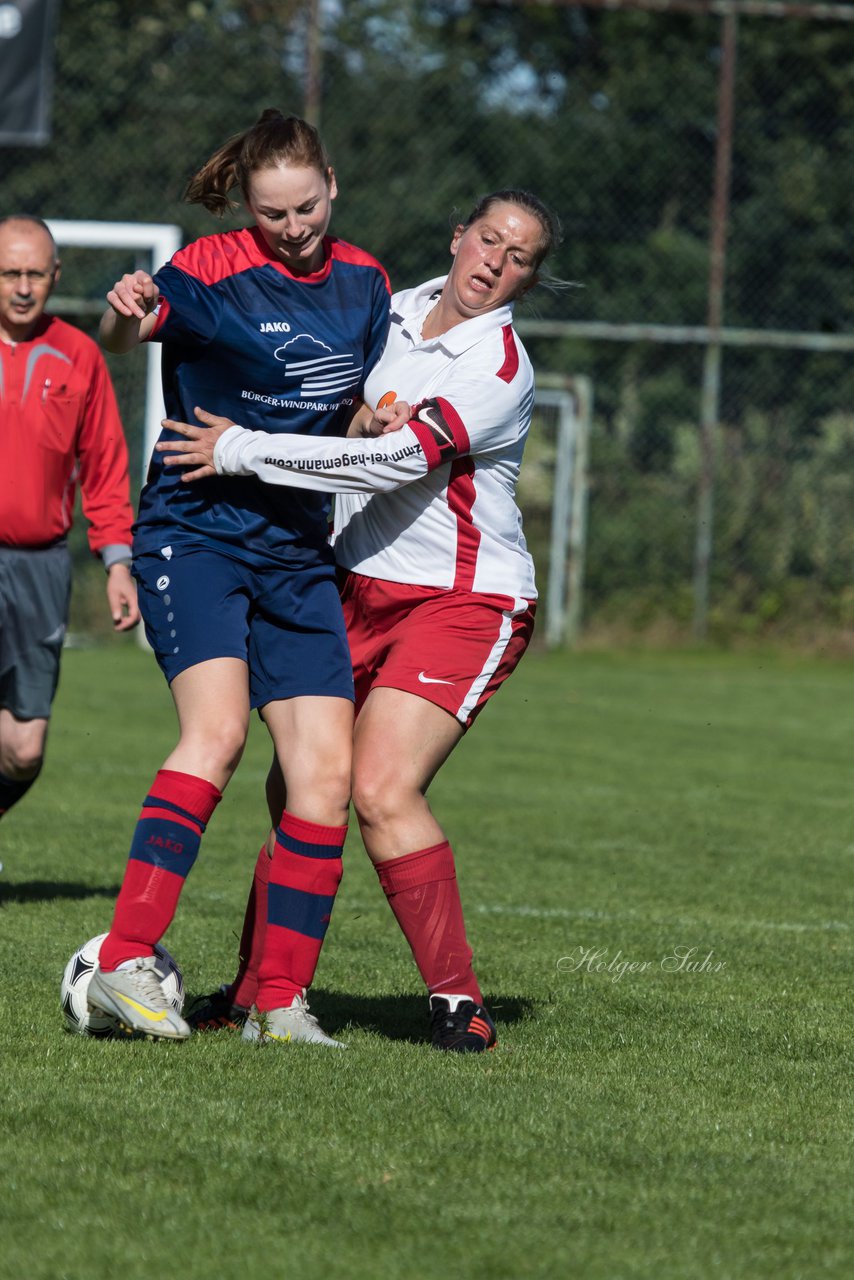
[{"x1": 339, "y1": 570, "x2": 536, "y2": 728}]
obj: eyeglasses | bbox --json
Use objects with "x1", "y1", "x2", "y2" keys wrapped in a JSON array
[{"x1": 0, "y1": 269, "x2": 56, "y2": 284}]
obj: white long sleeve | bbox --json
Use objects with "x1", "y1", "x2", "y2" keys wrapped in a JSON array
[{"x1": 213, "y1": 424, "x2": 429, "y2": 494}]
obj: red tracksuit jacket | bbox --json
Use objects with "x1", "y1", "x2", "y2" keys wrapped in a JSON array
[{"x1": 0, "y1": 314, "x2": 134, "y2": 554}]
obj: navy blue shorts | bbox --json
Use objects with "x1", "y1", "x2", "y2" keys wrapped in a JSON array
[{"x1": 133, "y1": 546, "x2": 354, "y2": 708}]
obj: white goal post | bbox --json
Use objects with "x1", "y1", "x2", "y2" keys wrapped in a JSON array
[
  {"x1": 46, "y1": 219, "x2": 182, "y2": 477},
  {"x1": 533, "y1": 376, "x2": 592, "y2": 648}
]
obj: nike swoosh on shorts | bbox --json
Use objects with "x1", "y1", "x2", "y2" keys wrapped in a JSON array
[{"x1": 417, "y1": 672, "x2": 455, "y2": 685}]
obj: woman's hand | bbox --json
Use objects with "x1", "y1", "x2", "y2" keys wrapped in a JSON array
[
  {"x1": 106, "y1": 270, "x2": 159, "y2": 320},
  {"x1": 156, "y1": 406, "x2": 238, "y2": 481},
  {"x1": 375, "y1": 401, "x2": 411, "y2": 434},
  {"x1": 100, "y1": 271, "x2": 160, "y2": 352},
  {"x1": 348, "y1": 400, "x2": 412, "y2": 438},
  {"x1": 105, "y1": 563, "x2": 140, "y2": 632}
]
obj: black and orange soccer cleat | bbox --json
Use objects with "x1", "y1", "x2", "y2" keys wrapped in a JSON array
[
  {"x1": 186, "y1": 984, "x2": 249, "y2": 1032},
  {"x1": 429, "y1": 995, "x2": 497, "y2": 1053}
]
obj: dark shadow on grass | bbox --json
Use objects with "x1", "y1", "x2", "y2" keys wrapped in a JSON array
[
  {"x1": 305, "y1": 989, "x2": 535, "y2": 1044},
  {"x1": 180, "y1": 987, "x2": 535, "y2": 1044},
  {"x1": 0, "y1": 880, "x2": 122, "y2": 906}
]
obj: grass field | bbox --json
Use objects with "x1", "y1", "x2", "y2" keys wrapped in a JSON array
[{"x1": 1, "y1": 641, "x2": 852, "y2": 1280}]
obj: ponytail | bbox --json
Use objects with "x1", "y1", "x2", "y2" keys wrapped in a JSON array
[{"x1": 185, "y1": 108, "x2": 333, "y2": 215}]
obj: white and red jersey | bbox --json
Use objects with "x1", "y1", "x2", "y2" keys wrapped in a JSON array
[{"x1": 214, "y1": 275, "x2": 537, "y2": 598}]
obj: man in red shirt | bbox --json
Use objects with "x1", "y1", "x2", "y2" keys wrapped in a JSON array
[{"x1": 0, "y1": 215, "x2": 139, "y2": 831}]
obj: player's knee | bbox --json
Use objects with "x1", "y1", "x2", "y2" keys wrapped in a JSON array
[
  {"x1": 324, "y1": 767, "x2": 352, "y2": 815},
  {"x1": 2, "y1": 744, "x2": 44, "y2": 780},
  {"x1": 184, "y1": 718, "x2": 248, "y2": 776},
  {"x1": 212, "y1": 727, "x2": 247, "y2": 775},
  {"x1": 351, "y1": 765, "x2": 403, "y2": 829},
  {"x1": 290, "y1": 762, "x2": 350, "y2": 827}
]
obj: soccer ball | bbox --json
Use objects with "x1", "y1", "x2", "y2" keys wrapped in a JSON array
[{"x1": 60, "y1": 933, "x2": 185, "y2": 1037}]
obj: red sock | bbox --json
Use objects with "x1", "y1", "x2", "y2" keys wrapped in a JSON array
[
  {"x1": 227, "y1": 843, "x2": 270, "y2": 1010},
  {"x1": 255, "y1": 809, "x2": 347, "y2": 1011},
  {"x1": 99, "y1": 770, "x2": 222, "y2": 971},
  {"x1": 375, "y1": 841, "x2": 483, "y2": 1002}
]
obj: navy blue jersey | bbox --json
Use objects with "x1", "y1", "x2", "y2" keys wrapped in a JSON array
[{"x1": 133, "y1": 227, "x2": 391, "y2": 569}]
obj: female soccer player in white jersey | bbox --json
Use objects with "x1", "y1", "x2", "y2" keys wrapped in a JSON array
[
  {"x1": 161, "y1": 189, "x2": 562, "y2": 1052},
  {"x1": 86, "y1": 110, "x2": 390, "y2": 1045}
]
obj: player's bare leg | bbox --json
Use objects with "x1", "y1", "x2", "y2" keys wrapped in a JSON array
[
  {"x1": 0, "y1": 709, "x2": 48, "y2": 827},
  {"x1": 351, "y1": 687, "x2": 463, "y2": 860},
  {"x1": 352, "y1": 688, "x2": 496, "y2": 1051},
  {"x1": 161, "y1": 657, "x2": 253, "y2": 791}
]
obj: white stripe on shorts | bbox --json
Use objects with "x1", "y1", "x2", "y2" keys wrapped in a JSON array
[{"x1": 456, "y1": 596, "x2": 528, "y2": 724}]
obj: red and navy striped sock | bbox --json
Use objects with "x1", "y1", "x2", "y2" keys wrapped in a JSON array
[
  {"x1": 375, "y1": 841, "x2": 483, "y2": 1003},
  {"x1": 227, "y1": 843, "x2": 270, "y2": 1010},
  {"x1": 99, "y1": 769, "x2": 222, "y2": 971},
  {"x1": 255, "y1": 809, "x2": 346, "y2": 1012}
]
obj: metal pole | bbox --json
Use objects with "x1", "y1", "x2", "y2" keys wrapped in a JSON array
[
  {"x1": 304, "y1": 0, "x2": 322, "y2": 128},
  {"x1": 516, "y1": 319, "x2": 854, "y2": 354},
  {"x1": 692, "y1": 7, "x2": 737, "y2": 640},
  {"x1": 510, "y1": 1, "x2": 854, "y2": 22},
  {"x1": 545, "y1": 396, "x2": 575, "y2": 648},
  {"x1": 565, "y1": 377, "x2": 593, "y2": 645}
]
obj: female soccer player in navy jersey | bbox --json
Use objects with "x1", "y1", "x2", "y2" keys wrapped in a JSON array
[
  {"x1": 86, "y1": 109, "x2": 391, "y2": 1045},
  {"x1": 160, "y1": 190, "x2": 562, "y2": 1052}
]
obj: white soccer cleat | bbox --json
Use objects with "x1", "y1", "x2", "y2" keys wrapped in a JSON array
[
  {"x1": 242, "y1": 993, "x2": 346, "y2": 1048},
  {"x1": 88, "y1": 956, "x2": 191, "y2": 1041}
]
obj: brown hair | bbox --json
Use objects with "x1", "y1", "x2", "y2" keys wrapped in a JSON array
[
  {"x1": 184, "y1": 108, "x2": 333, "y2": 216},
  {"x1": 463, "y1": 189, "x2": 562, "y2": 273}
]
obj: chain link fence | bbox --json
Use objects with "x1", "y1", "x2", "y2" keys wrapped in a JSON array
[{"x1": 4, "y1": 0, "x2": 854, "y2": 646}]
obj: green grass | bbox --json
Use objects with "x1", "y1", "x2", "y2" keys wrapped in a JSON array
[{"x1": 1, "y1": 642, "x2": 852, "y2": 1280}]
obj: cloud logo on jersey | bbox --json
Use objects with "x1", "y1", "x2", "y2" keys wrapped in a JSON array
[
  {"x1": 413, "y1": 399, "x2": 459, "y2": 464},
  {"x1": 274, "y1": 333, "x2": 363, "y2": 399}
]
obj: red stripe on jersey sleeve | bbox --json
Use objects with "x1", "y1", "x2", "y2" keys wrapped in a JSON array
[
  {"x1": 408, "y1": 396, "x2": 471, "y2": 471},
  {"x1": 171, "y1": 228, "x2": 274, "y2": 285},
  {"x1": 447, "y1": 457, "x2": 481, "y2": 591},
  {"x1": 496, "y1": 324, "x2": 520, "y2": 383},
  {"x1": 329, "y1": 239, "x2": 392, "y2": 294},
  {"x1": 408, "y1": 421, "x2": 440, "y2": 469},
  {"x1": 148, "y1": 296, "x2": 171, "y2": 338}
]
